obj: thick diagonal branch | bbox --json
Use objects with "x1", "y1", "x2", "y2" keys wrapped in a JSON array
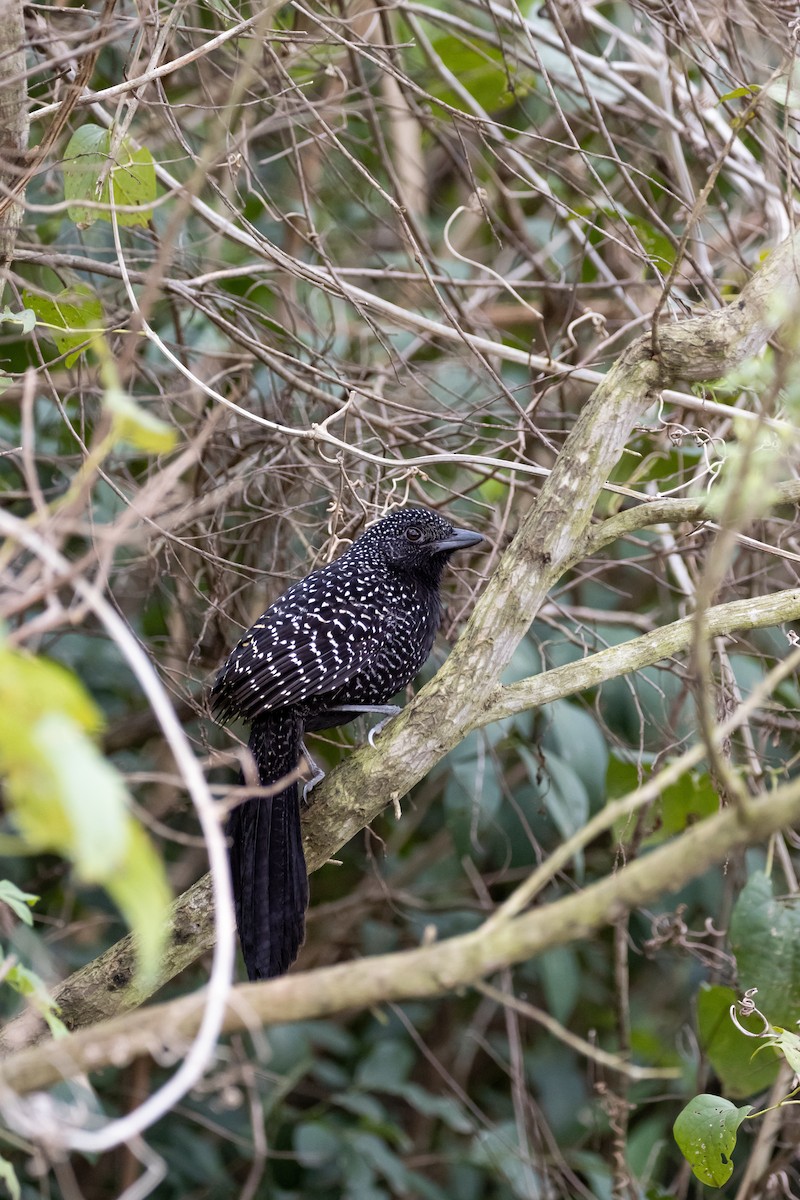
[{"x1": 3, "y1": 229, "x2": 799, "y2": 1048}]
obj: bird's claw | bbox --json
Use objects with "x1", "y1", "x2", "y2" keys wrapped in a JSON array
[
  {"x1": 368, "y1": 715, "x2": 394, "y2": 747},
  {"x1": 301, "y1": 742, "x2": 325, "y2": 804}
]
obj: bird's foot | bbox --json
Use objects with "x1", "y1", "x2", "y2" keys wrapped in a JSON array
[
  {"x1": 318, "y1": 703, "x2": 401, "y2": 747},
  {"x1": 300, "y1": 742, "x2": 326, "y2": 805},
  {"x1": 367, "y1": 710, "x2": 400, "y2": 747}
]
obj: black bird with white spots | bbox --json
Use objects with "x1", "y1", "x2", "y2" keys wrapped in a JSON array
[{"x1": 211, "y1": 507, "x2": 484, "y2": 980}]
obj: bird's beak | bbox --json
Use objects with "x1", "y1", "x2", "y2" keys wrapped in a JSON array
[{"x1": 433, "y1": 527, "x2": 484, "y2": 553}]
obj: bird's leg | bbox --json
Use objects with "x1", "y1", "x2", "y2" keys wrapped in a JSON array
[
  {"x1": 300, "y1": 705, "x2": 400, "y2": 803},
  {"x1": 322, "y1": 703, "x2": 402, "y2": 747},
  {"x1": 300, "y1": 741, "x2": 326, "y2": 804}
]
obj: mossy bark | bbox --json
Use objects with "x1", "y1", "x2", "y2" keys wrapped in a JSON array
[{"x1": 3, "y1": 229, "x2": 800, "y2": 1052}]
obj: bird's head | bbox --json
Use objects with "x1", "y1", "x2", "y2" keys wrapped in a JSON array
[{"x1": 353, "y1": 507, "x2": 483, "y2": 580}]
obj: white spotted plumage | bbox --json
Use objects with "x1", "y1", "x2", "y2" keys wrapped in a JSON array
[
  {"x1": 211, "y1": 508, "x2": 479, "y2": 726},
  {"x1": 211, "y1": 506, "x2": 483, "y2": 981}
]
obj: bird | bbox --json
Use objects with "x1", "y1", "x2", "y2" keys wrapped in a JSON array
[{"x1": 210, "y1": 506, "x2": 484, "y2": 980}]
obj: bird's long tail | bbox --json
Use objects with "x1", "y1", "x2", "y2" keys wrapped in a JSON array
[{"x1": 226, "y1": 711, "x2": 309, "y2": 980}]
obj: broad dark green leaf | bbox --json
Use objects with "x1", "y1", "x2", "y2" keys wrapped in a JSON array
[
  {"x1": 294, "y1": 1120, "x2": 342, "y2": 1167},
  {"x1": 542, "y1": 700, "x2": 609, "y2": 809},
  {"x1": 730, "y1": 871, "x2": 800, "y2": 1028},
  {"x1": 519, "y1": 744, "x2": 589, "y2": 851},
  {"x1": 697, "y1": 984, "x2": 779, "y2": 1098},
  {"x1": 640, "y1": 771, "x2": 719, "y2": 847}
]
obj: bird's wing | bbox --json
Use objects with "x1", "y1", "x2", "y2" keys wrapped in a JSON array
[{"x1": 210, "y1": 605, "x2": 385, "y2": 723}]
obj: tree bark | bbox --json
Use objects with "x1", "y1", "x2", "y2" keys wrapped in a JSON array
[
  {"x1": 0, "y1": 0, "x2": 28, "y2": 301},
  {"x1": 4, "y1": 768, "x2": 800, "y2": 1093},
  {"x1": 3, "y1": 229, "x2": 799, "y2": 1050}
]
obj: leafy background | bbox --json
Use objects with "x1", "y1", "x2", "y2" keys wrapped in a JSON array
[{"x1": 1, "y1": 0, "x2": 800, "y2": 1196}]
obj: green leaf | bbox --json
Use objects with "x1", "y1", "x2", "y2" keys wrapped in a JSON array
[
  {"x1": 760, "y1": 1027, "x2": 800, "y2": 1075},
  {"x1": 294, "y1": 1120, "x2": 342, "y2": 1167},
  {"x1": 542, "y1": 700, "x2": 609, "y2": 810},
  {"x1": 765, "y1": 65, "x2": 800, "y2": 108},
  {"x1": 673, "y1": 1094, "x2": 750, "y2": 1187},
  {"x1": 333, "y1": 1090, "x2": 386, "y2": 1123},
  {"x1": 0, "y1": 1153, "x2": 21, "y2": 1200},
  {"x1": 104, "y1": 386, "x2": 178, "y2": 454},
  {"x1": 718, "y1": 85, "x2": 760, "y2": 102},
  {"x1": 641, "y1": 772, "x2": 719, "y2": 848},
  {"x1": 2, "y1": 953, "x2": 67, "y2": 1038},
  {"x1": 626, "y1": 213, "x2": 675, "y2": 269},
  {"x1": 63, "y1": 124, "x2": 156, "y2": 228},
  {"x1": 348, "y1": 1130, "x2": 416, "y2": 1194},
  {"x1": 0, "y1": 642, "x2": 171, "y2": 980},
  {"x1": 0, "y1": 305, "x2": 36, "y2": 333},
  {"x1": 578, "y1": 204, "x2": 674, "y2": 270},
  {"x1": 427, "y1": 35, "x2": 534, "y2": 114},
  {"x1": 22, "y1": 284, "x2": 103, "y2": 366},
  {"x1": 0, "y1": 880, "x2": 39, "y2": 925},
  {"x1": 537, "y1": 945, "x2": 581, "y2": 1025},
  {"x1": 697, "y1": 984, "x2": 779, "y2": 1098},
  {"x1": 63, "y1": 124, "x2": 108, "y2": 226},
  {"x1": 356, "y1": 1039, "x2": 414, "y2": 1089},
  {"x1": 520, "y1": 744, "x2": 589, "y2": 847},
  {"x1": 370, "y1": 1080, "x2": 472, "y2": 1134},
  {"x1": 0, "y1": 643, "x2": 102, "y2": 733},
  {"x1": 470, "y1": 1121, "x2": 545, "y2": 1196},
  {"x1": 729, "y1": 871, "x2": 800, "y2": 1028},
  {"x1": 15, "y1": 712, "x2": 130, "y2": 876},
  {"x1": 105, "y1": 821, "x2": 172, "y2": 984},
  {"x1": 443, "y1": 731, "x2": 504, "y2": 849}
]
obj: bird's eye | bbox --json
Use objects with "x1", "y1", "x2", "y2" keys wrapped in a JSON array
[{"x1": 405, "y1": 526, "x2": 423, "y2": 542}]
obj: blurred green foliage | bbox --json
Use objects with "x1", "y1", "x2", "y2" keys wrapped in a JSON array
[{"x1": 1, "y1": 0, "x2": 799, "y2": 1195}]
